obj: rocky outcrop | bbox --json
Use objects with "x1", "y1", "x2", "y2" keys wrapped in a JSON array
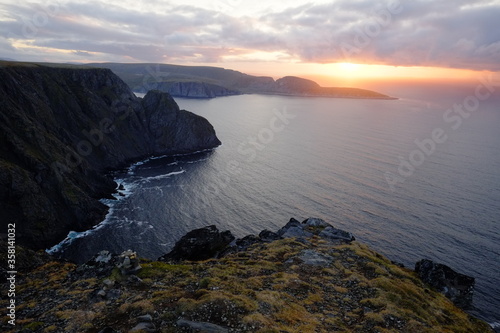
[
  {"x1": 415, "y1": 259, "x2": 475, "y2": 308},
  {"x1": 0, "y1": 62, "x2": 221, "y2": 249},
  {"x1": 161, "y1": 218, "x2": 355, "y2": 261},
  {"x1": 3, "y1": 218, "x2": 493, "y2": 333},
  {"x1": 159, "y1": 225, "x2": 235, "y2": 262}
]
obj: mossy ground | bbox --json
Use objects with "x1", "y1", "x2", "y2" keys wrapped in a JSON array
[{"x1": 0, "y1": 238, "x2": 492, "y2": 332}]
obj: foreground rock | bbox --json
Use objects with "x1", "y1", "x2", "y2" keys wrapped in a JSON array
[
  {"x1": 415, "y1": 259, "x2": 475, "y2": 308},
  {"x1": 160, "y1": 218, "x2": 355, "y2": 261},
  {"x1": 159, "y1": 225, "x2": 235, "y2": 262},
  {"x1": 0, "y1": 62, "x2": 221, "y2": 249},
  {"x1": 2, "y1": 218, "x2": 492, "y2": 333}
]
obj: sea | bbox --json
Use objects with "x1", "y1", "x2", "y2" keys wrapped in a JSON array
[{"x1": 49, "y1": 80, "x2": 500, "y2": 328}]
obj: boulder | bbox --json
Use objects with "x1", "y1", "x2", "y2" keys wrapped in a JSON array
[
  {"x1": 117, "y1": 250, "x2": 141, "y2": 275},
  {"x1": 319, "y1": 226, "x2": 355, "y2": 242},
  {"x1": 159, "y1": 225, "x2": 235, "y2": 262},
  {"x1": 258, "y1": 229, "x2": 281, "y2": 242},
  {"x1": 415, "y1": 259, "x2": 475, "y2": 308},
  {"x1": 176, "y1": 318, "x2": 229, "y2": 333},
  {"x1": 302, "y1": 217, "x2": 330, "y2": 228},
  {"x1": 277, "y1": 218, "x2": 313, "y2": 239}
]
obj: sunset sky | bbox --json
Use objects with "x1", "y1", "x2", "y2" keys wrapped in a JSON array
[{"x1": 1, "y1": 0, "x2": 499, "y2": 86}]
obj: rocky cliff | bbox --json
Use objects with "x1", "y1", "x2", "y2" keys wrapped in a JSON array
[
  {"x1": 136, "y1": 81, "x2": 241, "y2": 98},
  {"x1": 0, "y1": 218, "x2": 493, "y2": 332},
  {"x1": 0, "y1": 61, "x2": 221, "y2": 249},
  {"x1": 88, "y1": 63, "x2": 395, "y2": 99}
]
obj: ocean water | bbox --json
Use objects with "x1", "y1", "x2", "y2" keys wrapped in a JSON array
[{"x1": 50, "y1": 85, "x2": 500, "y2": 327}]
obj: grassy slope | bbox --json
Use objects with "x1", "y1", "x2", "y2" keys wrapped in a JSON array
[{"x1": 1, "y1": 238, "x2": 492, "y2": 333}]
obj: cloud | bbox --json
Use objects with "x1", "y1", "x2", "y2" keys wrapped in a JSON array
[{"x1": 0, "y1": 0, "x2": 499, "y2": 70}]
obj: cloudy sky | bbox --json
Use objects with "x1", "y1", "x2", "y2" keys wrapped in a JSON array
[{"x1": 1, "y1": 0, "x2": 499, "y2": 83}]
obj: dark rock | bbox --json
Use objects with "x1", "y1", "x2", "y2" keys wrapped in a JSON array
[
  {"x1": 118, "y1": 184, "x2": 125, "y2": 190},
  {"x1": 236, "y1": 235, "x2": 261, "y2": 249},
  {"x1": 0, "y1": 63, "x2": 221, "y2": 250},
  {"x1": 277, "y1": 218, "x2": 313, "y2": 239},
  {"x1": 415, "y1": 259, "x2": 475, "y2": 308},
  {"x1": 98, "y1": 327, "x2": 118, "y2": 333},
  {"x1": 159, "y1": 225, "x2": 235, "y2": 262},
  {"x1": 258, "y1": 229, "x2": 281, "y2": 242},
  {"x1": 72, "y1": 250, "x2": 118, "y2": 279},
  {"x1": 138, "y1": 81, "x2": 241, "y2": 98},
  {"x1": 130, "y1": 322, "x2": 156, "y2": 332},
  {"x1": 319, "y1": 226, "x2": 355, "y2": 242},
  {"x1": 176, "y1": 318, "x2": 229, "y2": 332},
  {"x1": 302, "y1": 217, "x2": 330, "y2": 228},
  {"x1": 137, "y1": 314, "x2": 153, "y2": 322}
]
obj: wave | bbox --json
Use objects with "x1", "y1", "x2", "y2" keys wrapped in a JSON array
[
  {"x1": 46, "y1": 206, "x2": 116, "y2": 255},
  {"x1": 140, "y1": 170, "x2": 186, "y2": 183}
]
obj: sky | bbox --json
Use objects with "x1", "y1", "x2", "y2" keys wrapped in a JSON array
[{"x1": 1, "y1": 0, "x2": 500, "y2": 86}]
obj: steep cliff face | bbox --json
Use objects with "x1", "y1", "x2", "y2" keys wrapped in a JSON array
[
  {"x1": 0, "y1": 62, "x2": 221, "y2": 249},
  {"x1": 137, "y1": 81, "x2": 240, "y2": 98}
]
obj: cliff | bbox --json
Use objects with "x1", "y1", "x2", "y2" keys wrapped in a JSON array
[
  {"x1": 88, "y1": 63, "x2": 395, "y2": 99},
  {"x1": 0, "y1": 61, "x2": 221, "y2": 249},
  {"x1": 0, "y1": 218, "x2": 493, "y2": 332},
  {"x1": 136, "y1": 80, "x2": 241, "y2": 98}
]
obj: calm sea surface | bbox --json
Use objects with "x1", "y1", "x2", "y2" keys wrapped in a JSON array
[{"x1": 51, "y1": 86, "x2": 500, "y2": 327}]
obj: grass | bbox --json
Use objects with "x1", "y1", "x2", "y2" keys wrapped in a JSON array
[{"x1": 2, "y1": 239, "x2": 493, "y2": 333}]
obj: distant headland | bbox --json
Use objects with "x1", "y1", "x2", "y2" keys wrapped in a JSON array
[{"x1": 86, "y1": 62, "x2": 396, "y2": 100}]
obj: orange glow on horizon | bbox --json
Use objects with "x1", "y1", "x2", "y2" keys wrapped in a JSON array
[{"x1": 200, "y1": 61, "x2": 492, "y2": 88}]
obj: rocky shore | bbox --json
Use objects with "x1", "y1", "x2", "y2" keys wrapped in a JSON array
[
  {"x1": 0, "y1": 62, "x2": 221, "y2": 249},
  {"x1": 0, "y1": 218, "x2": 493, "y2": 333}
]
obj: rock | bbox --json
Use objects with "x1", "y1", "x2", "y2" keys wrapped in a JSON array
[
  {"x1": 159, "y1": 225, "x2": 235, "y2": 262},
  {"x1": 137, "y1": 314, "x2": 153, "y2": 322},
  {"x1": 176, "y1": 318, "x2": 229, "y2": 332},
  {"x1": 130, "y1": 322, "x2": 156, "y2": 332},
  {"x1": 97, "y1": 290, "x2": 107, "y2": 298},
  {"x1": 258, "y1": 229, "x2": 281, "y2": 242},
  {"x1": 220, "y1": 234, "x2": 262, "y2": 257},
  {"x1": 98, "y1": 327, "x2": 118, "y2": 333},
  {"x1": 105, "y1": 289, "x2": 121, "y2": 301},
  {"x1": 139, "y1": 81, "x2": 241, "y2": 98},
  {"x1": 415, "y1": 259, "x2": 475, "y2": 308},
  {"x1": 94, "y1": 251, "x2": 114, "y2": 264},
  {"x1": 303, "y1": 217, "x2": 330, "y2": 228},
  {"x1": 288, "y1": 249, "x2": 334, "y2": 267},
  {"x1": 277, "y1": 218, "x2": 313, "y2": 239},
  {"x1": 72, "y1": 250, "x2": 118, "y2": 279},
  {"x1": 318, "y1": 226, "x2": 355, "y2": 243},
  {"x1": 235, "y1": 235, "x2": 262, "y2": 249},
  {"x1": 117, "y1": 250, "x2": 141, "y2": 275},
  {"x1": 103, "y1": 279, "x2": 115, "y2": 288}
]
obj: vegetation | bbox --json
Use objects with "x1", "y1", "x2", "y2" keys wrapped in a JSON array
[{"x1": 0, "y1": 237, "x2": 492, "y2": 332}]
